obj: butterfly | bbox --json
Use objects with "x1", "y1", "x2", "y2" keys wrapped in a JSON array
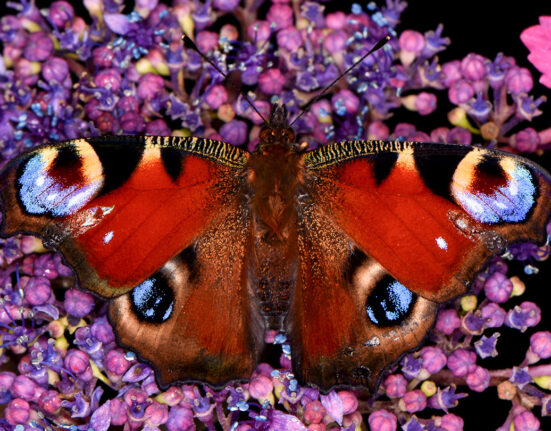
[{"x1": 1, "y1": 102, "x2": 550, "y2": 392}]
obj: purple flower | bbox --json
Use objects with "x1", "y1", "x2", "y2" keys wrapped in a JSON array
[
  {"x1": 505, "y1": 67, "x2": 534, "y2": 94},
  {"x1": 338, "y1": 391, "x2": 358, "y2": 415},
  {"x1": 38, "y1": 389, "x2": 62, "y2": 414},
  {"x1": 513, "y1": 127, "x2": 541, "y2": 152},
  {"x1": 461, "y1": 53, "x2": 487, "y2": 81},
  {"x1": 401, "y1": 354, "x2": 422, "y2": 379},
  {"x1": 505, "y1": 301, "x2": 541, "y2": 331},
  {"x1": 267, "y1": 4, "x2": 294, "y2": 30},
  {"x1": 447, "y1": 349, "x2": 477, "y2": 378},
  {"x1": 24, "y1": 32, "x2": 54, "y2": 62},
  {"x1": 258, "y1": 68, "x2": 286, "y2": 95},
  {"x1": 402, "y1": 417, "x2": 424, "y2": 431},
  {"x1": 442, "y1": 60, "x2": 462, "y2": 86},
  {"x1": 467, "y1": 92, "x2": 491, "y2": 121},
  {"x1": 510, "y1": 367, "x2": 532, "y2": 389},
  {"x1": 481, "y1": 302, "x2": 506, "y2": 328},
  {"x1": 90, "y1": 400, "x2": 111, "y2": 431},
  {"x1": 513, "y1": 409, "x2": 540, "y2": 431},
  {"x1": 303, "y1": 400, "x2": 325, "y2": 424},
  {"x1": 213, "y1": 0, "x2": 240, "y2": 12},
  {"x1": 368, "y1": 409, "x2": 397, "y2": 431},
  {"x1": 137, "y1": 73, "x2": 165, "y2": 100},
  {"x1": 529, "y1": 331, "x2": 551, "y2": 360},
  {"x1": 94, "y1": 68, "x2": 122, "y2": 91},
  {"x1": 144, "y1": 402, "x2": 169, "y2": 427},
  {"x1": 21, "y1": 276, "x2": 52, "y2": 305},
  {"x1": 399, "y1": 30, "x2": 424, "y2": 65},
  {"x1": 324, "y1": 29, "x2": 347, "y2": 54},
  {"x1": 166, "y1": 405, "x2": 194, "y2": 431},
  {"x1": 270, "y1": 409, "x2": 308, "y2": 430},
  {"x1": 383, "y1": 374, "x2": 407, "y2": 398},
  {"x1": 435, "y1": 308, "x2": 461, "y2": 334},
  {"x1": 414, "y1": 92, "x2": 437, "y2": 115},
  {"x1": 400, "y1": 390, "x2": 426, "y2": 413},
  {"x1": 110, "y1": 397, "x2": 128, "y2": 426},
  {"x1": 466, "y1": 366, "x2": 490, "y2": 392},
  {"x1": 220, "y1": 119, "x2": 248, "y2": 146},
  {"x1": 542, "y1": 395, "x2": 551, "y2": 416},
  {"x1": 484, "y1": 272, "x2": 513, "y2": 303},
  {"x1": 420, "y1": 346, "x2": 447, "y2": 374},
  {"x1": 474, "y1": 333, "x2": 500, "y2": 359},
  {"x1": 5, "y1": 398, "x2": 30, "y2": 425},
  {"x1": 64, "y1": 288, "x2": 95, "y2": 317},
  {"x1": 427, "y1": 385, "x2": 467, "y2": 412},
  {"x1": 64, "y1": 349, "x2": 91, "y2": 377},
  {"x1": 447, "y1": 126, "x2": 472, "y2": 146},
  {"x1": 277, "y1": 27, "x2": 303, "y2": 52},
  {"x1": 440, "y1": 413, "x2": 464, "y2": 431},
  {"x1": 461, "y1": 311, "x2": 485, "y2": 335},
  {"x1": 448, "y1": 79, "x2": 474, "y2": 105},
  {"x1": 105, "y1": 348, "x2": 132, "y2": 377}
]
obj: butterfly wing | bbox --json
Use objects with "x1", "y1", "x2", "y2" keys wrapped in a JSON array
[
  {"x1": 288, "y1": 140, "x2": 551, "y2": 390},
  {"x1": 0, "y1": 136, "x2": 263, "y2": 387}
]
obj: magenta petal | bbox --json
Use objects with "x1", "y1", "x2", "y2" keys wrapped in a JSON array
[
  {"x1": 270, "y1": 410, "x2": 307, "y2": 431},
  {"x1": 320, "y1": 391, "x2": 343, "y2": 425},
  {"x1": 90, "y1": 400, "x2": 112, "y2": 431},
  {"x1": 103, "y1": 14, "x2": 136, "y2": 35}
]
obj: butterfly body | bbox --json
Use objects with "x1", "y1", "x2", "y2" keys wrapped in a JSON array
[{"x1": 1, "y1": 109, "x2": 551, "y2": 391}]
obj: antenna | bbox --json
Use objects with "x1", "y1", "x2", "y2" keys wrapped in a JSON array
[
  {"x1": 182, "y1": 34, "x2": 269, "y2": 125},
  {"x1": 289, "y1": 35, "x2": 391, "y2": 127}
]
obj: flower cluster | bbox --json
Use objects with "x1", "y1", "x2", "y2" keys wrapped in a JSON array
[{"x1": 1, "y1": 1, "x2": 551, "y2": 430}]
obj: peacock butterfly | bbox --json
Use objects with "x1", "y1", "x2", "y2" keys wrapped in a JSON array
[{"x1": 1, "y1": 100, "x2": 551, "y2": 392}]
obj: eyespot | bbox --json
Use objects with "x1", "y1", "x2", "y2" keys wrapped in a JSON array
[
  {"x1": 365, "y1": 275, "x2": 416, "y2": 327},
  {"x1": 131, "y1": 274, "x2": 174, "y2": 323}
]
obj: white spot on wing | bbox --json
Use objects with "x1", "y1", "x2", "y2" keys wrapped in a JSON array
[
  {"x1": 103, "y1": 231, "x2": 114, "y2": 244},
  {"x1": 436, "y1": 236, "x2": 448, "y2": 250}
]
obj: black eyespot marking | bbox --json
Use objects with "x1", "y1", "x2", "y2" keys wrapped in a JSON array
[
  {"x1": 161, "y1": 146, "x2": 186, "y2": 182},
  {"x1": 370, "y1": 152, "x2": 398, "y2": 185},
  {"x1": 53, "y1": 145, "x2": 81, "y2": 170},
  {"x1": 345, "y1": 247, "x2": 368, "y2": 284},
  {"x1": 88, "y1": 136, "x2": 146, "y2": 195},
  {"x1": 477, "y1": 154, "x2": 505, "y2": 178},
  {"x1": 179, "y1": 246, "x2": 197, "y2": 282},
  {"x1": 365, "y1": 275, "x2": 416, "y2": 327},
  {"x1": 131, "y1": 274, "x2": 174, "y2": 323},
  {"x1": 414, "y1": 145, "x2": 471, "y2": 201}
]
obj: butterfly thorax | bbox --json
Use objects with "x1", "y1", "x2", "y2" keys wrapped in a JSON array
[{"x1": 246, "y1": 142, "x2": 303, "y2": 241}]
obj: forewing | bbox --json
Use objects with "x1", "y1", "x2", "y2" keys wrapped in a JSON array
[
  {"x1": 0, "y1": 136, "x2": 248, "y2": 297},
  {"x1": 304, "y1": 140, "x2": 551, "y2": 302}
]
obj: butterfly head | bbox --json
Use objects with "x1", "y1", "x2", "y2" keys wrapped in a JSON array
[{"x1": 259, "y1": 103, "x2": 295, "y2": 147}]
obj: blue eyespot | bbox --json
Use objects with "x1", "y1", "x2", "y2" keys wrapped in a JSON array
[
  {"x1": 366, "y1": 276, "x2": 415, "y2": 327},
  {"x1": 18, "y1": 152, "x2": 101, "y2": 217},
  {"x1": 453, "y1": 164, "x2": 535, "y2": 224},
  {"x1": 131, "y1": 275, "x2": 174, "y2": 323}
]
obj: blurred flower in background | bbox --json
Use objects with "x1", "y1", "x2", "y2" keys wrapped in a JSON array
[{"x1": 0, "y1": 1, "x2": 550, "y2": 430}]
